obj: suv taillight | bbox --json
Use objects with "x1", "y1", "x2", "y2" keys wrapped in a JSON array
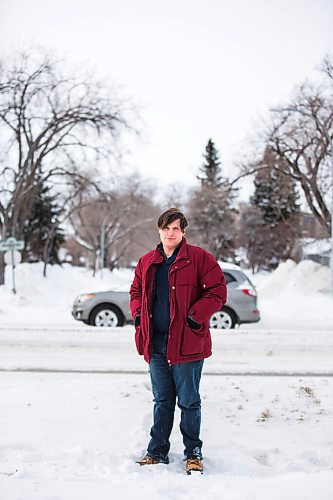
[{"x1": 241, "y1": 288, "x2": 257, "y2": 297}]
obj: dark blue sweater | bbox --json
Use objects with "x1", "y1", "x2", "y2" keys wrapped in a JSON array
[{"x1": 152, "y1": 244, "x2": 180, "y2": 334}]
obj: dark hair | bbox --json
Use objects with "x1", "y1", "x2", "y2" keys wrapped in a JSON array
[{"x1": 157, "y1": 207, "x2": 188, "y2": 231}]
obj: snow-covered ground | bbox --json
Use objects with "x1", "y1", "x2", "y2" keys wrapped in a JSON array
[
  {"x1": 0, "y1": 260, "x2": 333, "y2": 499},
  {"x1": 1, "y1": 368, "x2": 332, "y2": 500}
]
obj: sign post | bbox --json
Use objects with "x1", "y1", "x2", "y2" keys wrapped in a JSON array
[{"x1": 0, "y1": 237, "x2": 25, "y2": 294}]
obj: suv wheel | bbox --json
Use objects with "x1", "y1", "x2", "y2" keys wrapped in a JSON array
[
  {"x1": 90, "y1": 304, "x2": 124, "y2": 327},
  {"x1": 210, "y1": 307, "x2": 237, "y2": 330}
]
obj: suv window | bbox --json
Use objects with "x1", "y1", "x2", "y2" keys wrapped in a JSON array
[{"x1": 223, "y1": 271, "x2": 237, "y2": 284}]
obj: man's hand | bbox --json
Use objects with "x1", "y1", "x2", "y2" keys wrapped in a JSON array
[{"x1": 187, "y1": 315, "x2": 202, "y2": 330}]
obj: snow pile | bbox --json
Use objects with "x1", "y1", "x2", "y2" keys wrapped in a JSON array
[
  {"x1": 246, "y1": 260, "x2": 333, "y2": 331},
  {"x1": 255, "y1": 259, "x2": 330, "y2": 297},
  {"x1": 0, "y1": 262, "x2": 134, "y2": 325}
]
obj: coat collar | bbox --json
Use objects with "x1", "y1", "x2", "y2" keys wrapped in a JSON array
[{"x1": 151, "y1": 237, "x2": 189, "y2": 264}]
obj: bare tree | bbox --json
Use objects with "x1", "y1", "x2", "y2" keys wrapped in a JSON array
[
  {"x1": 67, "y1": 176, "x2": 160, "y2": 273},
  {"x1": 0, "y1": 48, "x2": 137, "y2": 283},
  {"x1": 268, "y1": 84, "x2": 332, "y2": 234},
  {"x1": 238, "y1": 56, "x2": 333, "y2": 238}
]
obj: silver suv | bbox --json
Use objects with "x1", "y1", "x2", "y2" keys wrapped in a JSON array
[
  {"x1": 71, "y1": 264, "x2": 260, "y2": 330},
  {"x1": 210, "y1": 263, "x2": 260, "y2": 329}
]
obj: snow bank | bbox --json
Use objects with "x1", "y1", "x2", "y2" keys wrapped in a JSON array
[
  {"x1": 0, "y1": 262, "x2": 134, "y2": 325},
  {"x1": 245, "y1": 260, "x2": 333, "y2": 331},
  {"x1": 255, "y1": 259, "x2": 330, "y2": 297}
]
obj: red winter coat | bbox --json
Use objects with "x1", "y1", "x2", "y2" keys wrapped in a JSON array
[{"x1": 129, "y1": 238, "x2": 227, "y2": 364}]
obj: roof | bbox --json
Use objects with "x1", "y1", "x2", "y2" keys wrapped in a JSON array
[{"x1": 218, "y1": 261, "x2": 242, "y2": 271}]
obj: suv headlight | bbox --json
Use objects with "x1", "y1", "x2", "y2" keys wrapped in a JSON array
[{"x1": 77, "y1": 293, "x2": 95, "y2": 303}]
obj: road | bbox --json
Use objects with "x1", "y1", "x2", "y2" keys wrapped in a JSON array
[{"x1": 0, "y1": 324, "x2": 332, "y2": 376}]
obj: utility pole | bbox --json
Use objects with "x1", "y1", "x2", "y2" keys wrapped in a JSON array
[{"x1": 100, "y1": 219, "x2": 106, "y2": 279}]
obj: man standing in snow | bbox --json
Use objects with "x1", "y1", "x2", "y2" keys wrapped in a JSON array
[{"x1": 130, "y1": 208, "x2": 227, "y2": 474}]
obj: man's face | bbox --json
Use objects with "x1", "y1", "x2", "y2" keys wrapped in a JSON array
[{"x1": 158, "y1": 218, "x2": 184, "y2": 253}]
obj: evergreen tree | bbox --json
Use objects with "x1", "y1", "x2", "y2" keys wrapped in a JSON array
[
  {"x1": 197, "y1": 138, "x2": 223, "y2": 188},
  {"x1": 251, "y1": 147, "x2": 300, "y2": 226},
  {"x1": 23, "y1": 174, "x2": 65, "y2": 265},
  {"x1": 247, "y1": 146, "x2": 301, "y2": 270},
  {"x1": 188, "y1": 139, "x2": 236, "y2": 260}
]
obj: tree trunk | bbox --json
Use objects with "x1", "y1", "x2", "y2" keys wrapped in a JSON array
[
  {"x1": 0, "y1": 253, "x2": 4, "y2": 285},
  {"x1": 43, "y1": 232, "x2": 54, "y2": 278}
]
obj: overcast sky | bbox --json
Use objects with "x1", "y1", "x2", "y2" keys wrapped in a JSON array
[{"x1": 1, "y1": 0, "x2": 333, "y2": 196}]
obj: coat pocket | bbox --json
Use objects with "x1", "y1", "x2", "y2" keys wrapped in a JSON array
[
  {"x1": 180, "y1": 322, "x2": 207, "y2": 356},
  {"x1": 135, "y1": 326, "x2": 144, "y2": 355}
]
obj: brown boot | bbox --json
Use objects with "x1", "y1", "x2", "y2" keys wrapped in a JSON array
[
  {"x1": 185, "y1": 457, "x2": 204, "y2": 474},
  {"x1": 136, "y1": 455, "x2": 162, "y2": 466}
]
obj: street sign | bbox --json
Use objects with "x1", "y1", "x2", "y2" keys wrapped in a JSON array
[
  {"x1": 0, "y1": 237, "x2": 25, "y2": 252},
  {"x1": 4, "y1": 250, "x2": 22, "y2": 265},
  {"x1": 0, "y1": 237, "x2": 24, "y2": 294}
]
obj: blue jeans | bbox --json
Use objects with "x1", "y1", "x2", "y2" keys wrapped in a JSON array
[{"x1": 147, "y1": 332, "x2": 204, "y2": 463}]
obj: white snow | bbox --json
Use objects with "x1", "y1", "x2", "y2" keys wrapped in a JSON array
[
  {"x1": 246, "y1": 260, "x2": 333, "y2": 331},
  {"x1": 0, "y1": 262, "x2": 133, "y2": 326},
  {"x1": 300, "y1": 237, "x2": 331, "y2": 256},
  {"x1": 1, "y1": 368, "x2": 332, "y2": 500},
  {"x1": 0, "y1": 259, "x2": 333, "y2": 499}
]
